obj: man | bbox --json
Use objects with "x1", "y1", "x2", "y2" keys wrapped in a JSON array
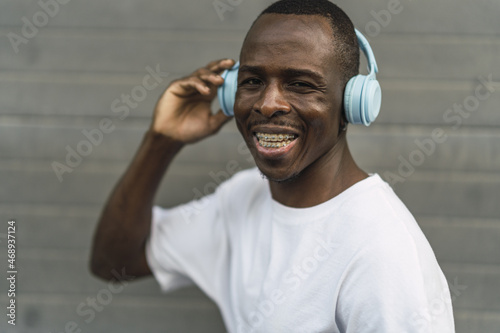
[{"x1": 90, "y1": 0, "x2": 455, "y2": 332}]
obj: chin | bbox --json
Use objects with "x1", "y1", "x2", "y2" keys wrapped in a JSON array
[{"x1": 256, "y1": 164, "x2": 302, "y2": 184}]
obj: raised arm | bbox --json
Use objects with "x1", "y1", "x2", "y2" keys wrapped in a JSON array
[{"x1": 89, "y1": 59, "x2": 235, "y2": 281}]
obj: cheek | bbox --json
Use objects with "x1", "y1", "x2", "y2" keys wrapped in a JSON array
[
  {"x1": 233, "y1": 97, "x2": 249, "y2": 129},
  {"x1": 307, "y1": 115, "x2": 335, "y2": 148},
  {"x1": 298, "y1": 102, "x2": 341, "y2": 150},
  {"x1": 233, "y1": 92, "x2": 255, "y2": 121},
  {"x1": 297, "y1": 97, "x2": 338, "y2": 131}
]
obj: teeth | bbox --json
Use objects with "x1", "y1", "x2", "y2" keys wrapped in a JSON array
[
  {"x1": 255, "y1": 132, "x2": 297, "y2": 149},
  {"x1": 256, "y1": 133, "x2": 295, "y2": 140},
  {"x1": 258, "y1": 139, "x2": 294, "y2": 148}
]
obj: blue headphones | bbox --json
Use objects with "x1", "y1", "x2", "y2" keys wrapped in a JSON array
[{"x1": 218, "y1": 29, "x2": 381, "y2": 126}]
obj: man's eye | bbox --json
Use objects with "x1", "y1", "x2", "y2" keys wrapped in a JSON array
[
  {"x1": 240, "y1": 78, "x2": 261, "y2": 86},
  {"x1": 290, "y1": 81, "x2": 312, "y2": 88}
]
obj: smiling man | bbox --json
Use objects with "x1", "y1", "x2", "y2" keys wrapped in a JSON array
[
  {"x1": 234, "y1": 10, "x2": 366, "y2": 207},
  {"x1": 90, "y1": 0, "x2": 455, "y2": 332}
]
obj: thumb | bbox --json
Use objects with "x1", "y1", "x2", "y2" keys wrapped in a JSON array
[{"x1": 208, "y1": 109, "x2": 233, "y2": 134}]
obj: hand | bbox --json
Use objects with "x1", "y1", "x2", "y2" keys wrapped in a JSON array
[{"x1": 151, "y1": 59, "x2": 236, "y2": 144}]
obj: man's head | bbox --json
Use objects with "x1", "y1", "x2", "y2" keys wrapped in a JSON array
[
  {"x1": 256, "y1": 0, "x2": 359, "y2": 86},
  {"x1": 233, "y1": 0, "x2": 360, "y2": 183}
]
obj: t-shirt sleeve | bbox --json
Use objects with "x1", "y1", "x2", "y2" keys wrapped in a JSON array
[
  {"x1": 334, "y1": 233, "x2": 455, "y2": 333},
  {"x1": 145, "y1": 190, "x2": 231, "y2": 295}
]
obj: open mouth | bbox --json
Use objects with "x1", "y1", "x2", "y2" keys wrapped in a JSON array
[{"x1": 255, "y1": 132, "x2": 298, "y2": 148}]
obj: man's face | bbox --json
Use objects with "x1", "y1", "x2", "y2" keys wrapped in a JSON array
[{"x1": 234, "y1": 14, "x2": 345, "y2": 182}]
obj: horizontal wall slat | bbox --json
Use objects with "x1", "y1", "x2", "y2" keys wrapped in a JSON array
[
  {"x1": 345, "y1": 0, "x2": 500, "y2": 36},
  {"x1": 389, "y1": 173, "x2": 500, "y2": 219},
  {"x1": 377, "y1": 80, "x2": 500, "y2": 126},
  {"x1": 0, "y1": 0, "x2": 258, "y2": 31},
  {"x1": 454, "y1": 309, "x2": 500, "y2": 333},
  {"x1": 2, "y1": 162, "x2": 500, "y2": 218},
  {"x1": 1, "y1": 296, "x2": 498, "y2": 333},
  {"x1": 1, "y1": 205, "x2": 499, "y2": 267},
  {"x1": 0, "y1": 121, "x2": 249, "y2": 164},
  {"x1": 0, "y1": 161, "x2": 257, "y2": 206},
  {"x1": 0, "y1": 251, "x2": 204, "y2": 298},
  {"x1": 373, "y1": 35, "x2": 500, "y2": 80},
  {"x1": 1, "y1": 75, "x2": 499, "y2": 128},
  {"x1": 1, "y1": 0, "x2": 499, "y2": 36},
  {"x1": 0, "y1": 294, "x2": 224, "y2": 333},
  {"x1": 1, "y1": 123, "x2": 499, "y2": 173},
  {"x1": 0, "y1": 29, "x2": 243, "y2": 75},
  {"x1": 0, "y1": 72, "x2": 174, "y2": 117},
  {"x1": 441, "y1": 263, "x2": 500, "y2": 313},
  {"x1": 350, "y1": 126, "x2": 500, "y2": 173},
  {"x1": 1, "y1": 254, "x2": 497, "y2": 312},
  {"x1": 419, "y1": 217, "x2": 500, "y2": 266},
  {"x1": 1, "y1": 30, "x2": 499, "y2": 81}
]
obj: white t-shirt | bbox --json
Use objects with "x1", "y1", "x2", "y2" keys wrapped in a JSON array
[{"x1": 146, "y1": 168, "x2": 455, "y2": 333}]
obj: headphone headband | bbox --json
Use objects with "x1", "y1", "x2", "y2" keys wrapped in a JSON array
[
  {"x1": 355, "y1": 29, "x2": 378, "y2": 76},
  {"x1": 344, "y1": 29, "x2": 382, "y2": 126},
  {"x1": 218, "y1": 28, "x2": 382, "y2": 126}
]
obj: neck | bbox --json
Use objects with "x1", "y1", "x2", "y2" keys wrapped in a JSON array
[{"x1": 269, "y1": 136, "x2": 368, "y2": 208}]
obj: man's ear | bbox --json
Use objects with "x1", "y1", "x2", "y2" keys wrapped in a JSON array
[
  {"x1": 338, "y1": 108, "x2": 348, "y2": 135},
  {"x1": 340, "y1": 81, "x2": 349, "y2": 133}
]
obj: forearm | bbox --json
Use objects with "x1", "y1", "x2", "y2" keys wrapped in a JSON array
[
  {"x1": 90, "y1": 58, "x2": 233, "y2": 280},
  {"x1": 90, "y1": 130, "x2": 183, "y2": 280}
]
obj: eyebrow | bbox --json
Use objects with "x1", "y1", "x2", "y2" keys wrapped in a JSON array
[{"x1": 239, "y1": 65, "x2": 326, "y2": 83}]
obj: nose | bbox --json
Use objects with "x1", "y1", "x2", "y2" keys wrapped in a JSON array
[{"x1": 253, "y1": 81, "x2": 291, "y2": 118}]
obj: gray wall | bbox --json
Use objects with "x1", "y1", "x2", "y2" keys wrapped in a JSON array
[{"x1": 1, "y1": 0, "x2": 499, "y2": 332}]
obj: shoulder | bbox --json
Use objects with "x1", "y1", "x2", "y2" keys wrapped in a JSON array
[
  {"x1": 337, "y1": 174, "x2": 420, "y2": 235},
  {"x1": 334, "y1": 177, "x2": 453, "y2": 330},
  {"x1": 331, "y1": 174, "x2": 439, "y2": 272}
]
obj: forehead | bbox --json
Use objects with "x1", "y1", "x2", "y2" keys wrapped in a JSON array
[{"x1": 240, "y1": 14, "x2": 335, "y2": 69}]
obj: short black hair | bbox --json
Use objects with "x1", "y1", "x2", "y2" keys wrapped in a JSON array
[{"x1": 256, "y1": 0, "x2": 359, "y2": 85}]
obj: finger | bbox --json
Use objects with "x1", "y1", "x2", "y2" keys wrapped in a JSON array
[
  {"x1": 176, "y1": 76, "x2": 212, "y2": 96},
  {"x1": 192, "y1": 67, "x2": 214, "y2": 77},
  {"x1": 203, "y1": 58, "x2": 227, "y2": 69},
  {"x1": 177, "y1": 59, "x2": 235, "y2": 95},
  {"x1": 190, "y1": 68, "x2": 226, "y2": 90},
  {"x1": 193, "y1": 59, "x2": 234, "y2": 77},
  {"x1": 207, "y1": 58, "x2": 236, "y2": 74},
  {"x1": 199, "y1": 73, "x2": 224, "y2": 87},
  {"x1": 208, "y1": 109, "x2": 232, "y2": 133},
  {"x1": 204, "y1": 58, "x2": 234, "y2": 70}
]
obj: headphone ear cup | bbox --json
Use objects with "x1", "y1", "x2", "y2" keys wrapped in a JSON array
[
  {"x1": 344, "y1": 75, "x2": 364, "y2": 125},
  {"x1": 218, "y1": 62, "x2": 240, "y2": 116},
  {"x1": 343, "y1": 74, "x2": 381, "y2": 126},
  {"x1": 362, "y1": 78, "x2": 382, "y2": 126}
]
